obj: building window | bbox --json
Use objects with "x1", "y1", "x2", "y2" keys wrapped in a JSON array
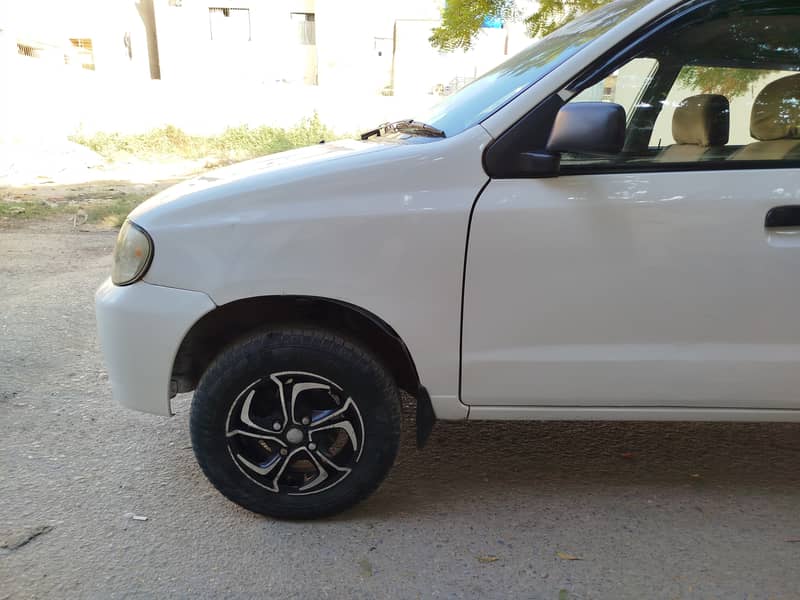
[
  {"x1": 69, "y1": 38, "x2": 95, "y2": 70},
  {"x1": 209, "y1": 7, "x2": 251, "y2": 42},
  {"x1": 17, "y1": 43, "x2": 41, "y2": 59},
  {"x1": 290, "y1": 12, "x2": 316, "y2": 45}
]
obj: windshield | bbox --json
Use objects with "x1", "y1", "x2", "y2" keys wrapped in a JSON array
[{"x1": 419, "y1": 0, "x2": 653, "y2": 137}]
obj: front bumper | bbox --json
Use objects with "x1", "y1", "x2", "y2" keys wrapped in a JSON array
[{"x1": 95, "y1": 278, "x2": 216, "y2": 416}]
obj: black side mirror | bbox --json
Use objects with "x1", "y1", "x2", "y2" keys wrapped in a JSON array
[{"x1": 546, "y1": 102, "x2": 626, "y2": 155}]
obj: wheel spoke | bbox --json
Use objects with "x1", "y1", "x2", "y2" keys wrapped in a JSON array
[
  {"x1": 235, "y1": 452, "x2": 283, "y2": 477},
  {"x1": 269, "y1": 447, "x2": 314, "y2": 492},
  {"x1": 269, "y1": 374, "x2": 294, "y2": 429},
  {"x1": 226, "y1": 428, "x2": 286, "y2": 446},
  {"x1": 309, "y1": 396, "x2": 364, "y2": 459},
  {"x1": 269, "y1": 375, "x2": 330, "y2": 427},
  {"x1": 290, "y1": 382, "x2": 332, "y2": 424},
  {"x1": 298, "y1": 449, "x2": 330, "y2": 491},
  {"x1": 309, "y1": 396, "x2": 356, "y2": 427},
  {"x1": 270, "y1": 371, "x2": 344, "y2": 427},
  {"x1": 310, "y1": 420, "x2": 359, "y2": 452},
  {"x1": 227, "y1": 387, "x2": 287, "y2": 446},
  {"x1": 239, "y1": 388, "x2": 270, "y2": 431},
  {"x1": 315, "y1": 449, "x2": 351, "y2": 474}
]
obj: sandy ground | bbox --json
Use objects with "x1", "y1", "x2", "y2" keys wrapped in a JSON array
[
  {"x1": 1, "y1": 180, "x2": 168, "y2": 221},
  {"x1": 0, "y1": 152, "x2": 202, "y2": 230},
  {"x1": 2, "y1": 221, "x2": 800, "y2": 599}
]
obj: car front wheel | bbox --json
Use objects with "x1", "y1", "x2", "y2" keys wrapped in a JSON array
[{"x1": 190, "y1": 328, "x2": 401, "y2": 519}]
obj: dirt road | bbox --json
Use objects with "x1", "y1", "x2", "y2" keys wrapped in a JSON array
[{"x1": 2, "y1": 222, "x2": 800, "y2": 599}]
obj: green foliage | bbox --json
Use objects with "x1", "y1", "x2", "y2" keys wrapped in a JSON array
[
  {"x1": 430, "y1": 0, "x2": 608, "y2": 51},
  {"x1": 85, "y1": 194, "x2": 151, "y2": 228},
  {"x1": 70, "y1": 114, "x2": 335, "y2": 162},
  {"x1": 0, "y1": 193, "x2": 150, "y2": 227},
  {"x1": 429, "y1": 0, "x2": 515, "y2": 51},
  {"x1": 0, "y1": 201, "x2": 63, "y2": 221},
  {"x1": 523, "y1": 0, "x2": 610, "y2": 38}
]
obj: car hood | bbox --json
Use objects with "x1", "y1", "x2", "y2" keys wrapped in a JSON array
[{"x1": 129, "y1": 137, "x2": 399, "y2": 226}]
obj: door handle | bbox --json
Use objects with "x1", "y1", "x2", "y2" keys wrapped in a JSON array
[
  {"x1": 766, "y1": 205, "x2": 800, "y2": 229},
  {"x1": 766, "y1": 206, "x2": 800, "y2": 247}
]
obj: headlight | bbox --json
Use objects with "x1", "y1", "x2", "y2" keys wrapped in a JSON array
[{"x1": 112, "y1": 220, "x2": 153, "y2": 286}]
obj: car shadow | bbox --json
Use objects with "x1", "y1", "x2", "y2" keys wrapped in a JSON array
[{"x1": 350, "y1": 398, "x2": 800, "y2": 519}]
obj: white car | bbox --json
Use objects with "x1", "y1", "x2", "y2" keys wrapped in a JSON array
[{"x1": 96, "y1": 0, "x2": 800, "y2": 519}]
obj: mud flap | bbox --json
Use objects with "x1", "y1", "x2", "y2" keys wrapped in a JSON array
[{"x1": 416, "y1": 386, "x2": 436, "y2": 449}]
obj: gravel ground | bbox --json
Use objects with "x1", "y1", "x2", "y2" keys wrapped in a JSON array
[{"x1": 2, "y1": 224, "x2": 800, "y2": 599}]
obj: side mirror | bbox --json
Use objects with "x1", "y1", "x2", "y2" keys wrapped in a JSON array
[{"x1": 546, "y1": 102, "x2": 626, "y2": 155}]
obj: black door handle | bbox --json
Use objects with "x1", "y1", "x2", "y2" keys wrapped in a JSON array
[{"x1": 765, "y1": 206, "x2": 800, "y2": 229}]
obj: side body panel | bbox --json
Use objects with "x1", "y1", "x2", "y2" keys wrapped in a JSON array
[{"x1": 463, "y1": 170, "x2": 800, "y2": 410}]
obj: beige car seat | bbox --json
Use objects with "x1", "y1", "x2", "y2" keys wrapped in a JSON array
[
  {"x1": 657, "y1": 94, "x2": 730, "y2": 162},
  {"x1": 730, "y1": 73, "x2": 800, "y2": 161}
]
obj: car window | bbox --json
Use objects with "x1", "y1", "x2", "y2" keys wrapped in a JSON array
[
  {"x1": 559, "y1": 2, "x2": 800, "y2": 172},
  {"x1": 650, "y1": 67, "x2": 799, "y2": 147},
  {"x1": 570, "y1": 58, "x2": 659, "y2": 121}
]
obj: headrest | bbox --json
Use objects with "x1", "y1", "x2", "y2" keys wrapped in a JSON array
[
  {"x1": 672, "y1": 94, "x2": 729, "y2": 146},
  {"x1": 751, "y1": 74, "x2": 800, "y2": 141}
]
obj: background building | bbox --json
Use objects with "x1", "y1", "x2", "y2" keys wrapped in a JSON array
[
  {"x1": 1, "y1": 0, "x2": 534, "y2": 139},
  {"x1": 4, "y1": 0, "x2": 533, "y2": 94}
]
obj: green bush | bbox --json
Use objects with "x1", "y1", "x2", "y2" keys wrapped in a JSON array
[{"x1": 71, "y1": 114, "x2": 337, "y2": 162}]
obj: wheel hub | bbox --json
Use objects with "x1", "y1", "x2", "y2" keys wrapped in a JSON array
[
  {"x1": 225, "y1": 371, "x2": 365, "y2": 495},
  {"x1": 285, "y1": 427, "x2": 304, "y2": 444}
]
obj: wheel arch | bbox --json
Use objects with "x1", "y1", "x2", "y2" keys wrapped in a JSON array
[{"x1": 171, "y1": 295, "x2": 422, "y2": 398}]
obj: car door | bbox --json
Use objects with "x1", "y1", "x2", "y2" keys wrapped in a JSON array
[{"x1": 461, "y1": 1, "x2": 800, "y2": 410}]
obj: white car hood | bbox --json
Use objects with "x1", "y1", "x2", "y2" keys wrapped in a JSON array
[{"x1": 129, "y1": 137, "x2": 398, "y2": 225}]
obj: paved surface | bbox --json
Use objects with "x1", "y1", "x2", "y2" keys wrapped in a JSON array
[{"x1": 2, "y1": 225, "x2": 800, "y2": 599}]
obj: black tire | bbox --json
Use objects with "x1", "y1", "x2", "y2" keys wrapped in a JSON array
[{"x1": 190, "y1": 328, "x2": 401, "y2": 519}]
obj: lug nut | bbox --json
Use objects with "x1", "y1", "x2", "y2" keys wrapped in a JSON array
[
  {"x1": 272, "y1": 421, "x2": 281, "y2": 431},
  {"x1": 280, "y1": 448, "x2": 288, "y2": 456},
  {"x1": 301, "y1": 417, "x2": 310, "y2": 425},
  {"x1": 308, "y1": 442, "x2": 317, "y2": 451}
]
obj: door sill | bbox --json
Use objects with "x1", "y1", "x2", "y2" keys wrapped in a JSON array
[{"x1": 466, "y1": 405, "x2": 800, "y2": 422}]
